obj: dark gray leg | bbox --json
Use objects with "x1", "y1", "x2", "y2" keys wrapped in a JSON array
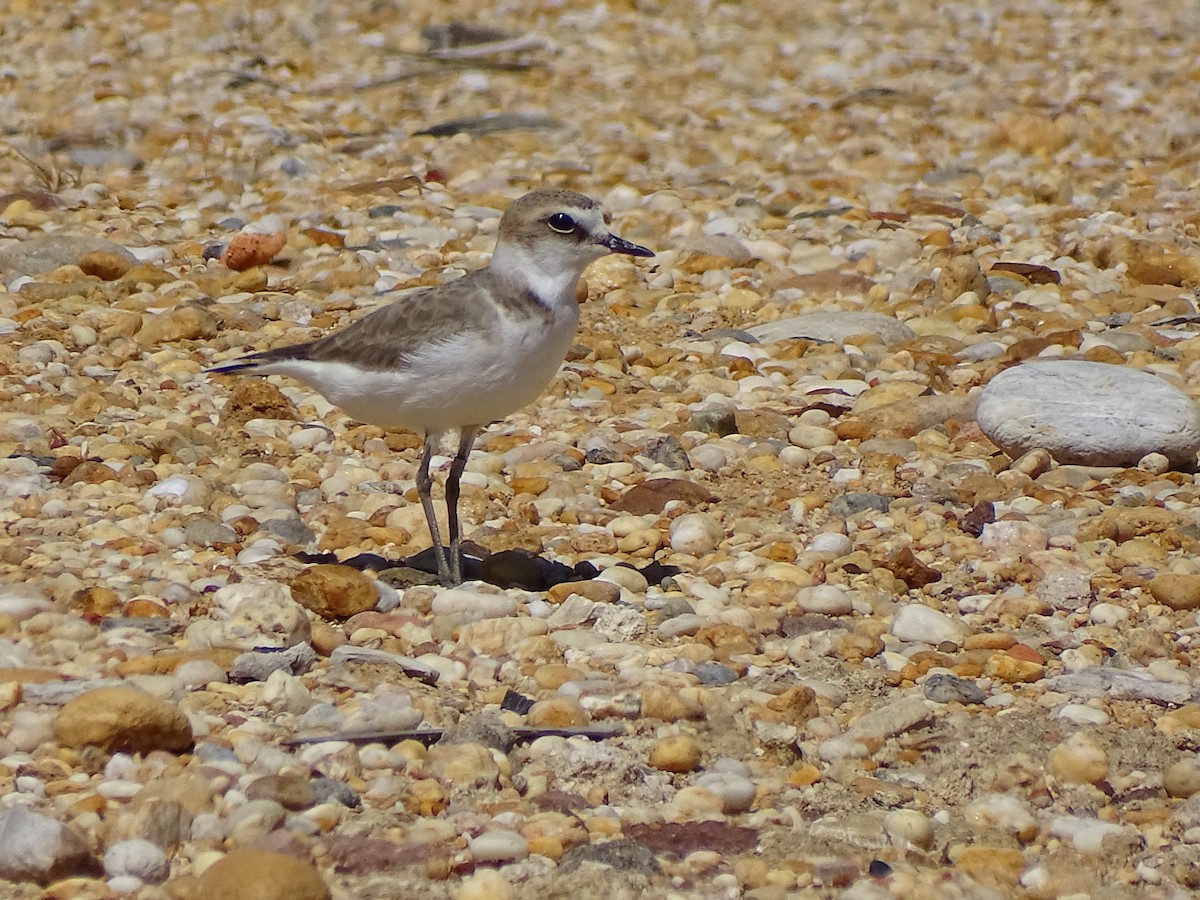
[
  {"x1": 415, "y1": 430, "x2": 452, "y2": 585},
  {"x1": 444, "y1": 426, "x2": 480, "y2": 585}
]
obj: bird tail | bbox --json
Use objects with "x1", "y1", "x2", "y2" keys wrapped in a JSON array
[{"x1": 206, "y1": 345, "x2": 306, "y2": 376}]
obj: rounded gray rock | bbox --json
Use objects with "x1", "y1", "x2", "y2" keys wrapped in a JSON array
[
  {"x1": 103, "y1": 838, "x2": 169, "y2": 884},
  {"x1": 976, "y1": 360, "x2": 1200, "y2": 469}
]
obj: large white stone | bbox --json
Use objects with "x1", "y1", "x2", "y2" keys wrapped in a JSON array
[{"x1": 976, "y1": 360, "x2": 1200, "y2": 469}]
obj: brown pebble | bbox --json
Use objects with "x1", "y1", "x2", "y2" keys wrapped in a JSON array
[
  {"x1": 1146, "y1": 574, "x2": 1200, "y2": 611},
  {"x1": 648, "y1": 734, "x2": 702, "y2": 773},
  {"x1": 184, "y1": 848, "x2": 330, "y2": 900},
  {"x1": 526, "y1": 697, "x2": 589, "y2": 728},
  {"x1": 54, "y1": 686, "x2": 193, "y2": 753},
  {"x1": 290, "y1": 565, "x2": 379, "y2": 620}
]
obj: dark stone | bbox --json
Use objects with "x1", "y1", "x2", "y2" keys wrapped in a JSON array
[
  {"x1": 883, "y1": 546, "x2": 942, "y2": 589},
  {"x1": 311, "y1": 777, "x2": 361, "y2": 808},
  {"x1": 642, "y1": 435, "x2": 691, "y2": 470},
  {"x1": 924, "y1": 673, "x2": 987, "y2": 705},
  {"x1": 500, "y1": 690, "x2": 534, "y2": 714},
  {"x1": 558, "y1": 837, "x2": 663, "y2": 876},
  {"x1": 585, "y1": 446, "x2": 621, "y2": 465},
  {"x1": 828, "y1": 493, "x2": 892, "y2": 518},
  {"x1": 694, "y1": 662, "x2": 738, "y2": 685},
  {"x1": 368, "y1": 205, "x2": 404, "y2": 218},
  {"x1": 690, "y1": 405, "x2": 738, "y2": 436},
  {"x1": 869, "y1": 859, "x2": 893, "y2": 878},
  {"x1": 480, "y1": 549, "x2": 550, "y2": 590},
  {"x1": 636, "y1": 561, "x2": 682, "y2": 586},
  {"x1": 959, "y1": 500, "x2": 995, "y2": 536}
]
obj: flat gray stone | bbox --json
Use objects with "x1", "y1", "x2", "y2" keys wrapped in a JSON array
[{"x1": 976, "y1": 360, "x2": 1200, "y2": 469}]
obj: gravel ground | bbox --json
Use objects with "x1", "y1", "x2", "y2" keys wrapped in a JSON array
[{"x1": 3, "y1": 1, "x2": 1200, "y2": 898}]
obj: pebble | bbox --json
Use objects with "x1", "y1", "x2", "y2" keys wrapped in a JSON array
[
  {"x1": 54, "y1": 686, "x2": 193, "y2": 752},
  {"x1": 668, "y1": 512, "x2": 724, "y2": 555},
  {"x1": 290, "y1": 565, "x2": 379, "y2": 619},
  {"x1": 976, "y1": 360, "x2": 1200, "y2": 468},
  {"x1": 694, "y1": 771, "x2": 757, "y2": 813},
  {"x1": 1048, "y1": 732, "x2": 1109, "y2": 785},
  {"x1": 468, "y1": 829, "x2": 529, "y2": 863},
  {"x1": 189, "y1": 848, "x2": 330, "y2": 899},
  {"x1": 883, "y1": 809, "x2": 934, "y2": 850},
  {"x1": 0, "y1": 805, "x2": 96, "y2": 885},
  {"x1": 889, "y1": 605, "x2": 968, "y2": 645},
  {"x1": 924, "y1": 673, "x2": 987, "y2": 704},
  {"x1": 796, "y1": 584, "x2": 853, "y2": 615},
  {"x1": 1163, "y1": 757, "x2": 1200, "y2": 799},
  {"x1": 103, "y1": 839, "x2": 169, "y2": 884},
  {"x1": 431, "y1": 589, "x2": 519, "y2": 620},
  {"x1": 648, "y1": 734, "x2": 703, "y2": 772}
]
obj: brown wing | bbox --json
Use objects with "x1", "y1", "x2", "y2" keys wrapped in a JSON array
[{"x1": 242, "y1": 271, "x2": 498, "y2": 373}]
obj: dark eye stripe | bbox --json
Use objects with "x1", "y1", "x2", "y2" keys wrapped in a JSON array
[{"x1": 548, "y1": 212, "x2": 576, "y2": 234}]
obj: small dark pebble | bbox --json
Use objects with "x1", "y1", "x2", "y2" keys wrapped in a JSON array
[
  {"x1": 311, "y1": 777, "x2": 361, "y2": 809},
  {"x1": 368, "y1": 205, "x2": 404, "y2": 218},
  {"x1": 500, "y1": 690, "x2": 534, "y2": 714},
  {"x1": 279, "y1": 157, "x2": 306, "y2": 177},
  {"x1": 924, "y1": 673, "x2": 987, "y2": 705},
  {"x1": 216, "y1": 217, "x2": 245, "y2": 230},
  {"x1": 201, "y1": 243, "x2": 226, "y2": 261},
  {"x1": 869, "y1": 859, "x2": 892, "y2": 878}
]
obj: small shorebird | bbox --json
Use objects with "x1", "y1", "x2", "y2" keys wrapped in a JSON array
[{"x1": 208, "y1": 189, "x2": 654, "y2": 585}]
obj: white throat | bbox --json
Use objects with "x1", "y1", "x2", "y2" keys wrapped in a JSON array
[{"x1": 489, "y1": 241, "x2": 593, "y2": 308}]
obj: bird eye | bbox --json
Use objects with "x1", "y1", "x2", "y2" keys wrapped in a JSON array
[{"x1": 548, "y1": 212, "x2": 576, "y2": 234}]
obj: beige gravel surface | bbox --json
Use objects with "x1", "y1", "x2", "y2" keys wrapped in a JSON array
[{"x1": 3, "y1": 0, "x2": 1200, "y2": 898}]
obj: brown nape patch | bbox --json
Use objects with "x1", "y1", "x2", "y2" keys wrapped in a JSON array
[{"x1": 219, "y1": 380, "x2": 300, "y2": 430}]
